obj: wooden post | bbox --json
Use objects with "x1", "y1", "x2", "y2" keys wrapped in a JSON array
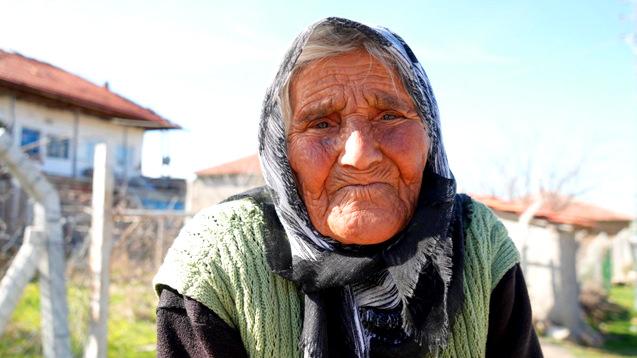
[{"x1": 84, "y1": 143, "x2": 113, "y2": 358}]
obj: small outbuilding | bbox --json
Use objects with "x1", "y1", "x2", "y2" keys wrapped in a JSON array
[
  {"x1": 474, "y1": 193, "x2": 634, "y2": 344},
  {"x1": 187, "y1": 154, "x2": 264, "y2": 213}
]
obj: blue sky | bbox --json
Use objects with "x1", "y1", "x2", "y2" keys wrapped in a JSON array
[{"x1": 1, "y1": 0, "x2": 635, "y2": 214}]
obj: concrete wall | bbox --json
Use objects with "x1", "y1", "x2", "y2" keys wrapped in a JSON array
[
  {"x1": 499, "y1": 216, "x2": 564, "y2": 322},
  {"x1": 186, "y1": 174, "x2": 265, "y2": 213},
  {"x1": 577, "y1": 232, "x2": 611, "y2": 292},
  {"x1": 498, "y1": 212, "x2": 629, "y2": 324},
  {"x1": 610, "y1": 228, "x2": 636, "y2": 284},
  {"x1": 0, "y1": 93, "x2": 144, "y2": 179}
]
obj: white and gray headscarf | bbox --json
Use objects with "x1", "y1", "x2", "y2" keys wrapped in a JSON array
[{"x1": 256, "y1": 17, "x2": 466, "y2": 358}]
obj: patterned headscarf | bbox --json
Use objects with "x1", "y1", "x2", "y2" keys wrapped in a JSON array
[{"x1": 258, "y1": 17, "x2": 461, "y2": 357}]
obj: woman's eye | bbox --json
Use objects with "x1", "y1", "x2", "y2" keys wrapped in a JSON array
[
  {"x1": 313, "y1": 121, "x2": 329, "y2": 129},
  {"x1": 381, "y1": 113, "x2": 399, "y2": 121}
]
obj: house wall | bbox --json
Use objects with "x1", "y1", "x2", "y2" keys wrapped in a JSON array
[
  {"x1": 497, "y1": 212, "x2": 626, "y2": 329},
  {"x1": 576, "y1": 232, "x2": 611, "y2": 292},
  {"x1": 186, "y1": 174, "x2": 265, "y2": 213},
  {"x1": 498, "y1": 216, "x2": 565, "y2": 323},
  {"x1": 0, "y1": 95, "x2": 14, "y2": 129},
  {"x1": 0, "y1": 93, "x2": 144, "y2": 178},
  {"x1": 610, "y1": 227, "x2": 636, "y2": 284}
]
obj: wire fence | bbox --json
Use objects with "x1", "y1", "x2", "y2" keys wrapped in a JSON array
[
  {"x1": 0, "y1": 178, "x2": 31, "y2": 279},
  {"x1": 65, "y1": 211, "x2": 187, "y2": 355},
  {"x1": 0, "y1": 167, "x2": 190, "y2": 356}
]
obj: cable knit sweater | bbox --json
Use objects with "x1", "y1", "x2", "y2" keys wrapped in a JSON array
[{"x1": 154, "y1": 196, "x2": 521, "y2": 357}]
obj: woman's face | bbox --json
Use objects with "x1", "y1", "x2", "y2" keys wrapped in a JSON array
[{"x1": 287, "y1": 49, "x2": 429, "y2": 245}]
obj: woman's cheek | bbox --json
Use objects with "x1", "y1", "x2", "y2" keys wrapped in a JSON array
[
  {"x1": 288, "y1": 135, "x2": 337, "y2": 193},
  {"x1": 378, "y1": 122, "x2": 428, "y2": 180}
]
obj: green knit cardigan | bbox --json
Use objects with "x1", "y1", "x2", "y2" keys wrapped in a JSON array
[{"x1": 154, "y1": 197, "x2": 519, "y2": 358}]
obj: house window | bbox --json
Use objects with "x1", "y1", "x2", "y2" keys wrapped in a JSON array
[
  {"x1": 116, "y1": 145, "x2": 134, "y2": 168},
  {"x1": 20, "y1": 127, "x2": 41, "y2": 158},
  {"x1": 46, "y1": 135, "x2": 70, "y2": 159}
]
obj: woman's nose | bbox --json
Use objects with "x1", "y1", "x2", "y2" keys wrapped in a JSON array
[{"x1": 339, "y1": 126, "x2": 382, "y2": 170}]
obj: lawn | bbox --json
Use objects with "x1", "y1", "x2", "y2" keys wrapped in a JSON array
[
  {"x1": 553, "y1": 285, "x2": 637, "y2": 358},
  {"x1": 0, "y1": 279, "x2": 157, "y2": 357}
]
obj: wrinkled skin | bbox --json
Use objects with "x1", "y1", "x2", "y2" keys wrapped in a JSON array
[{"x1": 287, "y1": 49, "x2": 429, "y2": 245}]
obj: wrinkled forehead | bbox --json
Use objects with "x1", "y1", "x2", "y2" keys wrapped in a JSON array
[
  {"x1": 293, "y1": 49, "x2": 385, "y2": 78},
  {"x1": 270, "y1": 17, "x2": 440, "y2": 141},
  {"x1": 291, "y1": 50, "x2": 404, "y2": 97},
  {"x1": 289, "y1": 50, "x2": 417, "y2": 120}
]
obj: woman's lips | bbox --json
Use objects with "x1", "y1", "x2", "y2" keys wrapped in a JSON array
[{"x1": 334, "y1": 182, "x2": 392, "y2": 194}]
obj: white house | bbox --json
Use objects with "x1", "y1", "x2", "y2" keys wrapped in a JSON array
[{"x1": 0, "y1": 49, "x2": 178, "y2": 180}]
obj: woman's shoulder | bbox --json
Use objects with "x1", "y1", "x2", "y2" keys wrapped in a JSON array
[
  {"x1": 194, "y1": 196, "x2": 268, "y2": 239},
  {"x1": 174, "y1": 197, "x2": 267, "y2": 256},
  {"x1": 463, "y1": 195, "x2": 521, "y2": 289},
  {"x1": 153, "y1": 195, "x2": 271, "y2": 299},
  {"x1": 465, "y1": 196, "x2": 512, "y2": 245},
  {"x1": 465, "y1": 196, "x2": 500, "y2": 230},
  {"x1": 154, "y1": 192, "x2": 303, "y2": 344}
]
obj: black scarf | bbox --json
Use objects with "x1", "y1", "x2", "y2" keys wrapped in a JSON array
[{"x1": 227, "y1": 167, "x2": 472, "y2": 357}]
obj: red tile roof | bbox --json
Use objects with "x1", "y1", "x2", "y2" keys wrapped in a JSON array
[
  {"x1": 196, "y1": 154, "x2": 262, "y2": 176},
  {"x1": 0, "y1": 50, "x2": 178, "y2": 129},
  {"x1": 473, "y1": 194, "x2": 634, "y2": 230}
]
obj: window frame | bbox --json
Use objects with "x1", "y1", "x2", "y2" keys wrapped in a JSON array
[
  {"x1": 20, "y1": 127, "x2": 42, "y2": 159},
  {"x1": 46, "y1": 134, "x2": 71, "y2": 160}
]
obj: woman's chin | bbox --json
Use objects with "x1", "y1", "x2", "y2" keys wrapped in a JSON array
[{"x1": 326, "y1": 209, "x2": 404, "y2": 245}]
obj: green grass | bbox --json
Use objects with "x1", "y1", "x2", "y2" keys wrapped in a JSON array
[
  {"x1": 609, "y1": 285, "x2": 635, "y2": 313},
  {"x1": 107, "y1": 284, "x2": 156, "y2": 358},
  {"x1": 595, "y1": 285, "x2": 637, "y2": 357},
  {"x1": 555, "y1": 285, "x2": 637, "y2": 358},
  {"x1": 0, "y1": 284, "x2": 43, "y2": 357},
  {"x1": 0, "y1": 279, "x2": 157, "y2": 357}
]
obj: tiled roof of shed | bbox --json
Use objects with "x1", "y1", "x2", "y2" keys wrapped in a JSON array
[
  {"x1": 473, "y1": 194, "x2": 633, "y2": 230},
  {"x1": 196, "y1": 154, "x2": 261, "y2": 176}
]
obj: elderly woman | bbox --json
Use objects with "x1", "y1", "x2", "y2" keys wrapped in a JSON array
[{"x1": 154, "y1": 17, "x2": 542, "y2": 358}]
